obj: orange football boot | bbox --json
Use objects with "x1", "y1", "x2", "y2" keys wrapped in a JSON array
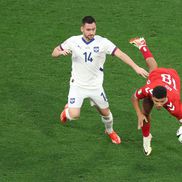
[{"x1": 106, "y1": 131, "x2": 121, "y2": 144}]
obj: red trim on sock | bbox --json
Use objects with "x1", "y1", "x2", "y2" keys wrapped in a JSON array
[
  {"x1": 142, "y1": 122, "x2": 150, "y2": 137},
  {"x1": 140, "y1": 46, "x2": 153, "y2": 60}
]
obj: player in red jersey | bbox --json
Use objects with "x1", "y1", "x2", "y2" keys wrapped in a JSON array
[{"x1": 129, "y1": 37, "x2": 182, "y2": 156}]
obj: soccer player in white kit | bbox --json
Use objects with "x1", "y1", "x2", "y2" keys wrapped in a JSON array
[{"x1": 52, "y1": 16, "x2": 148, "y2": 144}]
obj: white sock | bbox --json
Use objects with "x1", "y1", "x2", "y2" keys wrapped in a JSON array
[{"x1": 101, "y1": 112, "x2": 113, "y2": 134}]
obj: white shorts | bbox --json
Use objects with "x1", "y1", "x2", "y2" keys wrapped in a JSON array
[{"x1": 67, "y1": 85, "x2": 109, "y2": 109}]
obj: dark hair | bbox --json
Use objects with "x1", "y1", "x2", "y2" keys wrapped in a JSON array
[
  {"x1": 82, "y1": 16, "x2": 96, "y2": 25},
  {"x1": 152, "y1": 86, "x2": 167, "y2": 99}
]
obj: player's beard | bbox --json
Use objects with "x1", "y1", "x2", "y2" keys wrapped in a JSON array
[{"x1": 86, "y1": 34, "x2": 94, "y2": 40}]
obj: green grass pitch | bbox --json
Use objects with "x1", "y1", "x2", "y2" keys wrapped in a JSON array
[{"x1": 0, "y1": 0, "x2": 182, "y2": 181}]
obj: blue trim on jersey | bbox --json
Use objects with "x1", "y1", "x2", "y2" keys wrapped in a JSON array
[
  {"x1": 59, "y1": 45, "x2": 64, "y2": 50},
  {"x1": 112, "y1": 47, "x2": 117, "y2": 56},
  {"x1": 82, "y1": 37, "x2": 95, "y2": 45}
]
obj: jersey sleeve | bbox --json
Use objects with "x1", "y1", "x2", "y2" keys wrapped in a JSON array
[
  {"x1": 135, "y1": 86, "x2": 149, "y2": 99},
  {"x1": 102, "y1": 38, "x2": 117, "y2": 55},
  {"x1": 174, "y1": 102, "x2": 182, "y2": 121},
  {"x1": 60, "y1": 36, "x2": 74, "y2": 50}
]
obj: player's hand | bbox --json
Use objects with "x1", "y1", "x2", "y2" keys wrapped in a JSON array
[
  {"x1": 52, "y1": 46, "x2": 71, "y2": 57},
  {"x1": 135, "y1": 67, "x2": 149, "y2": 78},
  {"x1": 59, "y1": 49, "x2": 71, "y2": 56},
  {"x1": 137, "y1": 113, "x2": 148, "y2": 129}
]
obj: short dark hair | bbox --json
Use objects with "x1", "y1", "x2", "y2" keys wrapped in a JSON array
[
  {"x1": 82, "y1": 16, "x2": 96, "y2": 25},
  {"x1": 152, "y1": 86, "x2": 167, "y2": 99}
]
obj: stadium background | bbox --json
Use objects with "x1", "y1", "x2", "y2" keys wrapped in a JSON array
[{"x1": 0, "y1": 0, "x2": 182, "y2": 181}]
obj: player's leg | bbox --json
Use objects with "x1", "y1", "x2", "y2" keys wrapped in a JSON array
[
  {"x1": 97, "y1": 107, "x2": 121, "y2": 144},
  {"x1": 60, "y1": 85, "x2": 84, "y2": 123},
  {"x1": 90, "y1": 88, "x2": 121, "y2": 144},
  {"x1": 129, "y1": 37, "x2": 158, "y2": 73},
  {"x1": 94, "y1": 106, "x2": 113, "y2": 134},
  {"x1": 60, "y1": 105, "x2": 81, "y2": 123},
  {"x1": 141, "y1": 97, "x2": 154, "y2": 156}
]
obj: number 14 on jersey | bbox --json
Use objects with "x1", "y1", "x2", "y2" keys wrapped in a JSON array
[{"x1": 83, "y1": 52, "x2": 93, "y2": 62}]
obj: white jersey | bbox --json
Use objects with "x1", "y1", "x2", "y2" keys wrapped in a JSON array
[{"x1": 60, "y1": 35, "x2": 117, "y2": 89}]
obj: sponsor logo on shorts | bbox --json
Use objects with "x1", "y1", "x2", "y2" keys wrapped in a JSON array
[{"x1": 70, "y1": 98, "x2": 75, "y2": 104}]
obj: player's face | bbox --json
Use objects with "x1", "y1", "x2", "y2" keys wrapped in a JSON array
[
  {"x1": 81, "y1": 22, "x2": 96, "y2": 41},
  {"x1": 151, "y1": 97, "x2": 168, "y2": 110}
]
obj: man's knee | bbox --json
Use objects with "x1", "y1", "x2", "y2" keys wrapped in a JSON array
[{"x1": 67, "y1": 108, "x2": 80, "y2": 120}]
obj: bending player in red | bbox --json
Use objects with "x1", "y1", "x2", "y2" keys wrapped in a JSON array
[{"x1": 130, "y1": 37, "x2": 182, "y2": 156}]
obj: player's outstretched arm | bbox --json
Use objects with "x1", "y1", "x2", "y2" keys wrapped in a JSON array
[
  {"x1": 114, "y1": 48, "x2": 149, "y2": 78},
  {"x1": 52, "y1": 46, "x2": 71, "y2": 57},
  {"x1": 131, "y1": 94, "x2": 148, "y2": 129}
]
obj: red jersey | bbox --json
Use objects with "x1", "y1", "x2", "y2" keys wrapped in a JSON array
[{"x1": 135, "y1": 68, "x2": 182, "y2": 120}]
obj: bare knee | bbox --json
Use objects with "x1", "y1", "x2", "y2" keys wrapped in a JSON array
[{"x1": 68, "y1": 108, "x2": 80, "y2": 120}]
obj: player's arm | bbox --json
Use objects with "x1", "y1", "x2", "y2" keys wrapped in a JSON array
[
  {"x1": 131, "y1": 93, "x2": 148, "y2": 129},
  {"x1": 52, "y1": 45, "x2": 71, "y2": 58},
  {"x1": 113, "y1": 48, "x2": 149, "y2": 78}
]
